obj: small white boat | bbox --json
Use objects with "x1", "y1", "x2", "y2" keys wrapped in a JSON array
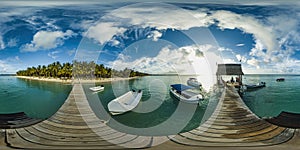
[
  {"x1": 245, "y1": 82, "x2": 266, "y2": 90},
  {"x1": 170, "y1": 84, "x2": 203, "y2": 104},
  {"x1": 187, "y1": 78, "x2": 202, "y2": 88},
  {"x1": 108, "y1": 90, "x2": 143, "y2": 115},
  {"x1": 89, "y1": 85, "x2": 104, "y2": 92}
]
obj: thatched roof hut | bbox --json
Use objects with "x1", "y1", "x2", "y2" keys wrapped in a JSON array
[{"x1": 216, "y1": 64, "x2": 244, "y2": 86}]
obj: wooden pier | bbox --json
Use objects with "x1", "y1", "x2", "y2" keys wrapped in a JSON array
[
  {"x1": 169, "y1": 86, "x2": 295, "y2": 146},
  {"x1": 5, "y1": 84, "x2": 168, "y2": 149},
  {"x1": 2, "y1": 84, "x2": 297, "y2": 149}
]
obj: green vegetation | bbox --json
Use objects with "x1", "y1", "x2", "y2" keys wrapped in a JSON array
[{"x1": 16, "y1": 61, "x2": 148, "y2": 79}]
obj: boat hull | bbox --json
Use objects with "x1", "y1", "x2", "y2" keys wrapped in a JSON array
[
  {"x1": 169, "y1": 89, "x2": 199, "y2": 104},
  {"x1": 187, "y1": 79, "x2": 201, "y2": 88},
  {"x1": 245, "y1": 82, "x2": 266, "y2": 90},
  {"x1": 276, "y1": 78, "x2": 285, "y2": 82},
  {"x1": 89, "y1": 86, "x2": 104, "y2": 92},
  {"x1": 108, "y1": 90, "x2": 143, "y2": 115}
]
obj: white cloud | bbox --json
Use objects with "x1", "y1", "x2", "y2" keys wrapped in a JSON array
[
  {"x1": 22, "y1": 30, "x2": 76, "y2": 52},
  {"x1": 95, "y1": 5, "x2": 280, "y2": 61},
  {"x1": 211, "y1": 10, "x2": 277, "y2": 56},
  {"x1": 0, "y1": 60, "x2": 16, "y2": 73},
  {"x1": 48, "y1": 51, "x2": 60, "y2": 59},
  {"x1": 110, "y1": 44, "x2": 220, "y2": 75},
  {"x1": 0, "y1": 36, "x2": 5, "y2": 50},
  {"x1": 79, "y1": 3, "x2": 300, "y2": 74},
  {"x1": 218, "y1": 47, "x2": 232, "y2": 52},
  {"x1": 236, "y1": 54, "x2": 247, "y2": 63},
  {"x1": 7, "y1": 38, "x2": 18, "y2": 47},
  {"x1": 84, "y1": 4, "x2": 278, "y2": 62},
  {"x1": 83, "y1": 3, "x2": 212, "y2": 45},
  {"x1": 222, "y1": 58, "x2": 237, "y2": 64},
  {"x1": 147, "y1": 30, "x2": 162, "y2": 41},
  {"x1": 109, "y1": 39, "x2": 121, "y2": 46},
  {"x1": 85, "y1": 22, "x2": 126, "y2": 45},
  {"x1": 236, "y1": 43, "x2": 245, "y2": 47},
  {"x1": 106, "y1": 4, "x2": 212, "y2": 30},
  {"x1": 247, "y1": 58, "x2": 260, "y2": 69}
]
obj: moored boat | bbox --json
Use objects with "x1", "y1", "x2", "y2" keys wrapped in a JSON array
[
  {"x1": 187, "y1": 78, "x2": 202, "y2": 88},
  {"x1": 245, "y1": 82, "x2": 266, "y2": 90},
  {"x1": 170, "y1": 84, "x2": 203, "y2": 104},
  {"x1": 89, "y1": 85, "x2": 104, "y2": 92},
  {"x1": 276, "y1": 78, "x2": 285, "y2": 82},
  {"x1": 108, "y1": 90, "x2": 143, "y2": 115}
]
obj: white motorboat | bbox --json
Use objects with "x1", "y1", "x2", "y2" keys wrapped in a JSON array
[
  {"x1": 89, "y1": 85, "x2": 104, "y2": 92},
  {"x1": 108, "y1": 90, "x2": 143, "y2": 115},
  {"x1": 187, "y1": 78, "x2": 202, "y2": 88},
  {"x1": 245, "y1": 82, "x2": 266, "y2": 90},
  {"x1": 170, "y1": 84, "x2": 203, "y2": 104}
]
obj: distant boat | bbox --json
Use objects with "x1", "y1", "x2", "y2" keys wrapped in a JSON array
[
  {"x1": 245, "y1": 82, "x2": 266, "y2": 90},
  {"x1": 89, "y1": 85, "x2": 104, "y2": 92},
  {"x1": 108, "y1": 90, "x2": 143, "y2": 115},
  {"x1": 170, "y1": 84, "x2": 203, "y2": 104},
  {"x1": 187, "y1": 78, "x2": 202, "y2": 88},
  {"x1": 276, "y1": 78, "x2": 285, "y2": 82}
]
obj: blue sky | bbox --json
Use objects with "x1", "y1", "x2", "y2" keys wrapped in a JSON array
[{"x1": 0, "y1": 0, "x2": 299, "y2": 74}]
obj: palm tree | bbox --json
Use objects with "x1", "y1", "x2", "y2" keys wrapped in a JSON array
[{"x1": 16, "y1": 61, "x2": 148, "y2": 79}]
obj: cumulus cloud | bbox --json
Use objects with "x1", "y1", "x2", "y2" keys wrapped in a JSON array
[
  {"x1": 247, "y1": 58, "x2": 260, "y2": 68},
  {"x1": 85, "y1": 22, "x2": 126, "y2": 45},
  {"x1": 212, "y1": 10, "x2": 277, "y2": 54},
  {"x1": 109, "y1": 39, "x2": 121, "y2": 46},
  {"x1": 83, "y1": 3, "x2": 212, "y2": 45},
  {"x1": 109, "y1": 44, "x2": 219, "y2": 75},
  {"x1": 147, "y1": 30, "x2": 162, "y2": 41},
  {"x1": 22, "y1": 30, "x2": 76, "y2": 52},
  {"x1": 82, "y1": 4, "x2": 300, "y2": 73},
  {"x1": 86, "y1": 4, "x2": 278, "y2": 60}
]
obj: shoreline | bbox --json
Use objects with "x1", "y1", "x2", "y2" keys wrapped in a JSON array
[{"x1": 16, "y1": 76, "x2": 140, "y2": 84}]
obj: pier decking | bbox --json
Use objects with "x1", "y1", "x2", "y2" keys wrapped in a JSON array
[
  {"x1": 2, "y1": 84, "x2": 297, "y2": 149},
  {"x1": 0, "y1": 112, "x2": 42, "y2": 129},
  {"x1": 5, "y1": 84, "x2": 168, "y2": 149},
  {"x1": 169, "y1": 86, "x2": 295, "y2": 146}
]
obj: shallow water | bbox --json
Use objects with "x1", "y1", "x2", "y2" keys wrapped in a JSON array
[
  {"x1": 243, "y1": 74, "x2": 300, "y2": 117},
  {"x1": 0, "y1": 76, "x2": 72, "y2": 119},
  {"x1": 2, "y1": 74, "x2": 298, "y2": 134},
  {"x1": 83, "y1": 75, "x2": 220, "y2": 135}
]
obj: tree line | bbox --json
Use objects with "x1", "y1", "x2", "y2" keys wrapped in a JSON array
[{"x1": 16, "y1": 61, "x2": 148, "y2": 79}]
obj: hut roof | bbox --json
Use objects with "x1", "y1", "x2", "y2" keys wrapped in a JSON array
[{"x1": 216, "y1": 64, "x2": 244, "y2": 75}]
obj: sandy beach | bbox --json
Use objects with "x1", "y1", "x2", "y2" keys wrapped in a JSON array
[{"x1": 16, "y1": 76, "x2": 140, "y2": 84}]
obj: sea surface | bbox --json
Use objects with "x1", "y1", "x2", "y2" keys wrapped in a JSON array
[
  {"x1": 1, "y1": 74, "x2": 299, "y2": 135},
  {"x1": 83, "y1": 75, "x2": 220, "y2": 135},
  {"x1": 0, "y1": 76, "x2": 72, "y2": 119},
  {"x1": 243, "y1": 74, "x2": 300, "y2": 117}
]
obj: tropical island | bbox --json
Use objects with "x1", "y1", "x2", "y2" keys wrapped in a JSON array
[{"x1": 16, "y1": 61, "x2": 148, "y2": 83}]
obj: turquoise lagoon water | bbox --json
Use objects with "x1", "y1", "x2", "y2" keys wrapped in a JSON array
[
  {"x1": 0, "y1": 76, "x2": 72, "y2": 119},
  {"x1": 1, "y1": 74, "x2": 300, "y2": 134},
  {"x1": 243, "y1": 74, "x2": 300, "y2": 117},
  {"x1": 82, "y1": 75, "x2": 219, "y2": 135}
]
